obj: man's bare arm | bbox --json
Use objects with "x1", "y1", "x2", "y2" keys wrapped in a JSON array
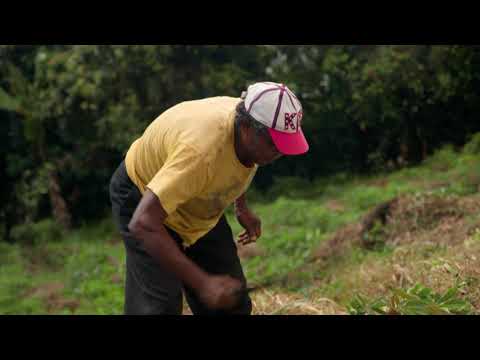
[
  {"x1": 234, "y1": 192, "x2": 249, "y2": 213},
  {"x1": 234, "y1": 192, "x2": 262, "y2": 245},
  {"x1": 128, "y1": 190, "x2": 242, "y2": 310}
]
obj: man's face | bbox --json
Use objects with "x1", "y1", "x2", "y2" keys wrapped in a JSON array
[{"x1": 248, "y1": 128, "x2": 283, "y2": 167}]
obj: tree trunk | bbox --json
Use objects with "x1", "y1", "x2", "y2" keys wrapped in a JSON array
[
  {"x1": 4, "y1": 210, "x2": 13, "y2": 243},
  {"x1": 416, "y1": 124, "x2": 428, "y2": 161},
  {"x1": 401, "y1": 116, "x2": 424, "y2": 165},
  {"x1": 422, "y1": 139, "x2": 428, "y2": 161},
  {"x1": 399, "y1": 136, "x2": 409, "y2": 166},
  {"x1": 47, "y1": 169, "x2": 72, "y2": 231},
  {"x1": 38, "y1": 140, "x2": 72, "y2": 231}
]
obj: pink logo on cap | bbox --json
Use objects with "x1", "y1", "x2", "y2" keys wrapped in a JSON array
[
  {"x1": 297, "y1": 111, "x2": 303, "y2": 128},
  {"x1": 284, "y1": 113, "x2": 298, "y2": 131}
]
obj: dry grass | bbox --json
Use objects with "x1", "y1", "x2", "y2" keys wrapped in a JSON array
[
  {"x1": 279, "y1": 193, "x2": 480, "y2": 314},
  {"x1": 311, "y1": 193, "x2": 480, "y2": 261},
  {"x1": 182, "y1": 193, "x2": 480, "y2": 315},
  {"x1": 183, "y1": 231, "x2": 480, "y2": 315},
  {"x1": 180, "y1": 288, "x2": 347, "y2": 315},
  {"x1": 309, "y1": 230, "x2": 480, "y2": 313},
  {"x1": 250, "y1": 288, "x2": 347, "y2": 315},
  {"x1": 384, "y1": 194, "x2": 480, "y2": 246}
]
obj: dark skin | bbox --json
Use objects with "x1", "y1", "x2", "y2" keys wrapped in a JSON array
[
  {"x1": 233, "y1": 119, "x2": 282, "y2": 246},
  {"x1": 128, "y1": 117, "x2": 282, "y2": 311}
]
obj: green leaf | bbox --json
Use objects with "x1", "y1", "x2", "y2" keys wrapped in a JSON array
[
  {"x1": 438, "y1": 287, "x2": 459, "y2": 304},
  {"x1": 392, "y1": 288, "x2": 416, "y2": 301},
  {"x1": 0, "y1": 87, "x2": 20, "y2": 112}
]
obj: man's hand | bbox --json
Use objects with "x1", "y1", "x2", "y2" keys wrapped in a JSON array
[
  {"x1": 197, "y1": 275, "x2": 244, "y2": 310},
  {"x1": 235, "y1": 208, "x2": 262, "y2": 245}
]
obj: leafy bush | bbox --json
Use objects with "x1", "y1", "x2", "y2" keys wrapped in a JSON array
[
  {"x1": 423, "y1": 145, "x2": 458, "y2": 172},
  {"x1": 10, "y1": 219, "x2": 65, "y2": 245},
  {"x1": 464, "y1": 132, "x2": 480, "y2": 155}
]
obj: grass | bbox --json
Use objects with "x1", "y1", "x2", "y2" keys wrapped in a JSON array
[
  {"x1": 1, "y1": 140, "x2": 479, "y2": 315},
  {"x1": 234, "y1": 143, "x2": 480, "y2": 314},
  {"x1": 0, "y1": 219, "x2": 125, "y2": 314}
]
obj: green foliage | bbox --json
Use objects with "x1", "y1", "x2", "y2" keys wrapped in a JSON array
[
  {"x1": 464, "y1": 132, "x2": 480, "y2": 155},
  {"x1": 0, "y1": 219, "x2": 125, "y2": 314},
  {"x1": 423, "y1": 145, "x2": 458, "y2": 172},
  {"x1": 269, "y1": 45, "x2": 480, "y2": 176},
  {"x1": 348, "y1": 283, "x2": 474, "y2": 315},
  {"x1": 0, "y1": 45, "x2": 275, "y2": 229},
  {"x1": 10, "y1": 219, "x2": 65, "y2": 245},
  {"x1": 0, "y1": 243, "x2": 44, "y2": 314},
  {"x1": 62, "y1": 245, "x2": 124, "y2": 314},
  {"x1": 2, "y1": 45, "x2": 480, "y2": 233},
  {"x1": 0, "y1": 86, "x2": 19, "y2": 111},
  {"x1": 12, "y1": 163, "x2": 53, "y2": 223}
]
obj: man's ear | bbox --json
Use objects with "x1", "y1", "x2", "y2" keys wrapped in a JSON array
[
  {"x1": 242, "y1": 122, "x2": 254, "y2": 142},
  {"x1": 238, "y1": 118, "x2": 248, "y2": 137}
]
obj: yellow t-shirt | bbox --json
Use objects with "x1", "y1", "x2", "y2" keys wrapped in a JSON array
[{"x1": 125, "y1": 96, "x2": 258, "y2": 247}]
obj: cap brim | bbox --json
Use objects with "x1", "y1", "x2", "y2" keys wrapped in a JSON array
[{"x1": 268, "y1": 128, "x2": 309, "y2": 156}]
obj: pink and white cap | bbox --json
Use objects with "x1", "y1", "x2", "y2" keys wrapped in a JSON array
[{"x1": 242, "y1": 82, "x2": 309, "y2": 155}]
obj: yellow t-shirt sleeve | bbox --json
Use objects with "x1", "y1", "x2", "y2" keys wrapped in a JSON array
[{"x1": 146, "y1": 144, "x2": 209, "y2": 215}]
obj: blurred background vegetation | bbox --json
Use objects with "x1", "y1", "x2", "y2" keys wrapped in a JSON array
[
  {"x1": 1, "y1": 45, "x2": 479, "y2": 239},
  {"x1": 1, "y1": 45, "x2": 479, "y2": 314}
]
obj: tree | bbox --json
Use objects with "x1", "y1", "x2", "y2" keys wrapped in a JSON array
[{"x1": 0, "y1": 45, "x2": 275, "y2": 236}]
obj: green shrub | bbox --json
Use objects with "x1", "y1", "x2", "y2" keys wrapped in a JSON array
[
  {"x1": 464, "y1": 132, "x2": 480, "y2": 155},
  {"x1": 423, "y1": 145, "x2": 458, "y2": 172},
  {"x1": 10, "y1": 219, "x2": 65, "y2": 245}
]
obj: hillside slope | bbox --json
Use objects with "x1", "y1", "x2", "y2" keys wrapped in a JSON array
[{"x1": 1, "y1": 142, "x2": 479, "y2": 315}]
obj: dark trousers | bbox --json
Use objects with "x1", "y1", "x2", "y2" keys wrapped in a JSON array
[{"x1": 109, "y1": 161, "x2": 252, "y2": 315}]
